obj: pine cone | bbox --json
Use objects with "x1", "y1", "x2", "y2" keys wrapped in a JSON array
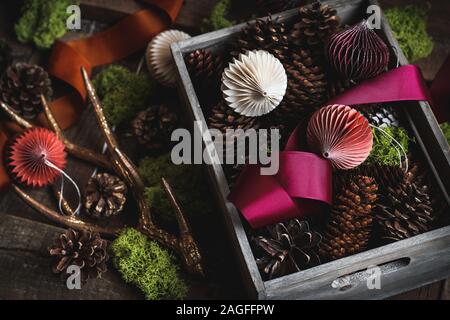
[
  {"x1": 376, "y1": 180, "x2": 434, "y2": 242},
  {"x1": 256, "y1": 0, "x2": 307, "y2": 14},
  {"x1": 290, "y1": 1, "x2": 340, "y2": 53},
  {"x1": 207, "y1": 101, "x2": 261, "y2": 132},
  {"x1": 0, "y1": 39, "x2": 12, "y2": 76},
  {"x1": 0, "y1": 62, "x2": 52, "y2": 119},
  {"x1": 84, "y1": 173, "x2": 127, "y2": 219},
  {"x1": 319, "y1": 175, "x2": 378, "y2": 261},
  {"x1": 231, "y1": 16, "x2": 289, "y2": 61},
  {"x1": 49, "y1": 229, "x2": 108, "y2": 281},
  {"x1": 352, "y1": 165, "x2": 406, "y2": 191},
  {"x1": 132, "y1": 104, "x2": 178, "y2": 152},
  {"x1": 270, "y1": 49, "x2": 328, "y2": 124},
  {"x1": 359, "y1": 104, "x2": 400, "y2": 128},
  {"x1": 252, "y1": 219, "x2": 321, "y2": 279},
  {"x1": 185, "y1": 49, "x2": 224, "y2": 103}
]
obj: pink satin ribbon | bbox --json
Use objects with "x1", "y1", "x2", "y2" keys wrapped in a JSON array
[{"x1": 229, "y1": 65, "x2": 432, "y2": 229}]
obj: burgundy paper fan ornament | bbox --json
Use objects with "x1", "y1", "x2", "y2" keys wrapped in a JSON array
[
  {"x1": 9, "y1": 128, "x2": 67, "y2": 187},
  {"x1": 306, "y1": 104, "x2": 373, "y2": 170},
  {"x1": 327, "y1": 20, "x2": 389, "y2": 81}
]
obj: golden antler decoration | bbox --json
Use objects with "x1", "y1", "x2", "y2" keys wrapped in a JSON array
[{"x1": 0, "y1": 67, "x2": 204, "y2": 277}]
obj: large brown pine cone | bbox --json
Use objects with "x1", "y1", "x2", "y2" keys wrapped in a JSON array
[
  {"x1": 290, "y1": 1, "x2": 340, "y2": 53},
  {"x1": 132, "y1": 104, "x2": 178, "y2": 152},
  {"x1": 84, "y1": 173, "x2": 127, "y2": 219},
  {"x1": 231, "y1": 16, "x2": 289, "y2": 61},
  {"x1": 252, "y1": 219, "x2": 322, "y2": 279},
  {"x1": 207, "y1": 101, "x2": 261, "y2": 133},
  {"x1": 0, "y1": 62, "x2": 52, "y2": 119},
  {"x1": 49, "y1": 229, "x2": 108, "y2": 281},
  {"x1": 319, "y1": 175, "x2": 378, "y2": 261},
  {"x1": 185, "y1": 49, "x2": 224, "y2": 103}
]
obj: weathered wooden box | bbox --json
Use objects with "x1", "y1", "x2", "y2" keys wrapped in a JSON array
[{"x1": 172, "y1": 0, "x2": 450, "y2": 299}]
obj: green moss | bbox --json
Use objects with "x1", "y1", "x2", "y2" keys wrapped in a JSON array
[
  {"x1": 201, "y1": 0, "x2": 235, "y2": 33},
  {"x1": 139, "y1": 154, "x2": 212, "y2": 225},
  {"x1": 111, "y1": 228, "x2": 187, "y2": 300},
  {"x1": 440, "y1": 122, "x2": 450, "y2": 145},
  {"x1": 385, "y1": 5, "x2": 434, "y2": 62},
  {"x1": 93, "y1": 65, "x2": 155, "y2": 126},
  {"x1": 366, "y1": 126, "x2": 410, "y2": 166},
  {"x1": 15, "y1": 0, "x2": 77, "y2": 49}
]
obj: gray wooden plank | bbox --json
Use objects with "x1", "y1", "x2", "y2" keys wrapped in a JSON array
[{"x1": 0, "y1": 213, "x2": 141, "y2": 300}]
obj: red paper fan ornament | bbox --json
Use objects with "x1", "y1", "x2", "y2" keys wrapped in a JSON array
[
  {"x1": 327, "y1": 20, "x2": 389, "y2": 81},
  {"x1": 9, "y1": 128, "x2": 67, "y2": 187},
  {"x1": 306, "y1": 104, "x2": 373, "y2": 170}
]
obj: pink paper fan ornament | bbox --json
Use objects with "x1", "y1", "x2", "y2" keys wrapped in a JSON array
[
  {"x1": 9, "y1": 128, "x2": 67, "y2": 187},
  {"x1": 306, "y1": 104, "x2": 373, "y2": 170},
  {"x1": 327, "y1": 20, "x2": 389, "y2": 81}
]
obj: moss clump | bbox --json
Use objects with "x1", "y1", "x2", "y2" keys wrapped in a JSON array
[
  {"x1": 139, "y1": 154, "x2": 212, "y2": 225},
  {"x1": 93, "y1": 65, "x2": 155, "y2": 126},
  {"x1": 366, "y1": 126, "x2": 410, "y2": 166},
  {"x1": 111, "y1": 228, "x2": 187, "y2": 300},
  {"x1": 385, "y1": 5, "x2": 434, "y2": 62},
  {"x1": 440, "y1": 122, "x2": 450, "y2": 145},
  {"x1": 201, "y1": 0, "x2": 235, "y2": 33},
  {"x1": 15, "y1": 0, "x2": 77, "y2": 49}
]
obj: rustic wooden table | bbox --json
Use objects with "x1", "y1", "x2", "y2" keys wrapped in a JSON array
[{"x1": 0, "y1": 0, "x2": 448, "y2": 300}]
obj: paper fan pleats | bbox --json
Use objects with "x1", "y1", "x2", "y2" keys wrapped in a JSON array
[
  {"x1": 221, "y1": 50, "x2": 287, "y2": 117},
  {"x1": 146, "y1": 29, "x2": 191, "y2": 87},
  {"x1": 327, "y1": 21, "x2": 389, "y2": 81},
  {"x1": 306, "y1": 104, "x2": 373, "y2": 170},
  {"x1": 9, "y1": 128, "x2": 67, "y2": 187}
]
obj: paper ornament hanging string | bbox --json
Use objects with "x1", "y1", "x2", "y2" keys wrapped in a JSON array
[
  {"x1": 306, "y1": 104, "x2": 373, "y2": 170},
  {"x1": 146, "y1": 29, "x2": 191, "y2": 87},
  {"x1": 327, "y1": 20, "x2": 389, "y2": 81},
  {"x1": 221, "y1": 50, "x2": 287, "y2": 117},
  {"x1": 9, "y1": 128, "x2": 81, "y2": 214}
]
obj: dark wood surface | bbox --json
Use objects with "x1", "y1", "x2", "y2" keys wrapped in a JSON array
[{"x1": 0, "y1": 0, "x2": 448, "y2": 300}]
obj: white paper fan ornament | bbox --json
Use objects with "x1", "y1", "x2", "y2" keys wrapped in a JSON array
[
  {"x1": 221, "y1": 50, "x2": 287, "y2": 117},
  {"x1": 146, "y1": 29, "x2": 191, "y2": 87}
]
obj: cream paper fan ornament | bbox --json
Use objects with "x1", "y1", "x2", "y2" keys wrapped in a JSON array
[
  {"x1": 146, "y1": 29, "x2": 191, "y2": 87},
  {"x1": 221, "y1": 50, "x2": 287, "y2": 117}
]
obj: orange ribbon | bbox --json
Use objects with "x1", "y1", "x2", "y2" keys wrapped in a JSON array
[{"x1": 0, "y1": 0, "x2": 183, "y2": 190}]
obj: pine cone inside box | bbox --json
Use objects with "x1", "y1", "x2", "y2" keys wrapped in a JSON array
[{"x1": 252, "y1": 219, "x2": 321, "y2": 279}]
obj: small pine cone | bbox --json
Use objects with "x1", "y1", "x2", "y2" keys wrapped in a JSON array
[
  {"x1": 256, "y1": 0, "x2": 307, "y2": 14},
  {"x1": 0, "y1": 62, "x2": 52, "y2": 119},
  {"x1": 252, "y1": 219, "x2": 321, "y2": 279},
  {"x1": 185, "y1": 49, "x2": 224, "y2": 99},
  {"x1": 291, "y1": 2, "x2": 340, "y2": 53},
  {"x1": 358, "y1": 104, "x2": 400, "y2": 128},
  {"x1": 84, "y1": 173, "x2": 127, "y2": 219},
  {"x1": 352, "y1": 165, "x2": 406, "y2": 192},
  {"x1": 132, "y1": 104, "x2": 178, "y2": 152},
  {"x1": 376, "y1": 182, "x2": 434, "y2": 242},
  {"x1": 49, "y1": 229, "x2": 109, "y2": 281},
  {"x1": 0, "y1": 39, "x2": 12, "y2": 75},
  {"x1": 231, "y1": 16, "x2": 289, "y2": 61},
  {"x1": 319, "y1": 175, "x2": 378, "y2": 261}
]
